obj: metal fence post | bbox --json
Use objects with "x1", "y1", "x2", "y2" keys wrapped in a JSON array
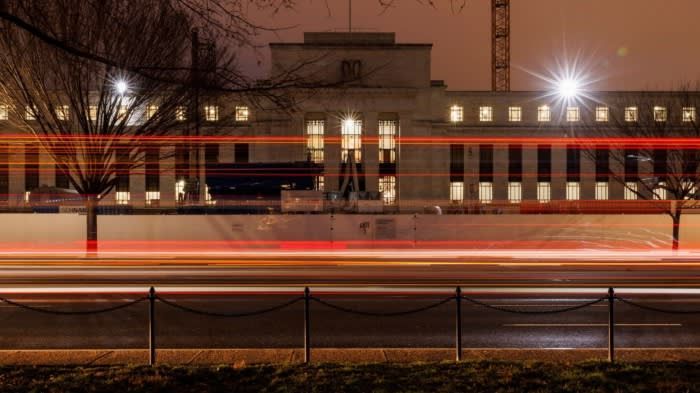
[
  {"x1": 304, "y1": 286, "x2": 311, "y2": 364},
  {"x1": 149, "y1": 286, "x2": 156, "y2": 366},
  {"x1": 608, "y1": 287, "x2": 615, "y2": 362},
  {"x1": 455, "y1": 287, "x2": 462, "y2": 361}
]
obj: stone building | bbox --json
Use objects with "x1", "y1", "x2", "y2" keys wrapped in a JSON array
[{"x1": 0, "y1": 31, "x2": 697, "y2": 212}]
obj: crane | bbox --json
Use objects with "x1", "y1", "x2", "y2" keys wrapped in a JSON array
[{"x1": 492, "y1": 0, "x2": 510, "y2": 92}]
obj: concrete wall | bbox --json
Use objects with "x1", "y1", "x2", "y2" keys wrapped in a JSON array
[{"x1": 1, "y1": 213, "x2": 695, "y2": 250}]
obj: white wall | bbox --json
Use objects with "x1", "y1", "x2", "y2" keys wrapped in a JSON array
[{"x1": 0, "y1": 213, "x2": 694, "y2": 250}]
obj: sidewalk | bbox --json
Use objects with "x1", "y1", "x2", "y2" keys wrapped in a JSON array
[{"x1": 2, "y1": 348, "x2": 700, "y2": 365}]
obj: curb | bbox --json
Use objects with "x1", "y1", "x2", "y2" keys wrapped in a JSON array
[{"x1": 1, "y1": 348, "x2": 700, "y2": 365}]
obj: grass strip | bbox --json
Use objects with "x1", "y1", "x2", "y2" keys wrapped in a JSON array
[{"x1": 0, "y1": 361, "x2": 698, "y2": 392}]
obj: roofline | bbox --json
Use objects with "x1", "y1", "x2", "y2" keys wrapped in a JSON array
[{"x1": 269, "y1": 43, "x2": 432, "y2": 48}]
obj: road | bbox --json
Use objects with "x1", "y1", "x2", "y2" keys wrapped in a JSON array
[
  {"x1": 0, "y1": 251, "x2": 700, "y2": 287},
  {"x1": 0, "y1": 250, "x2": 699, "y2": 350}
]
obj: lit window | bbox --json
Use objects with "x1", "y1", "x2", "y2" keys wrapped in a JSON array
[
  {"x1": 145, "y1": 191, "x2": 160, "y2": 206},
  {"x1": 595, "y1": 181, "x2": 609, "y2": 200},
  {"x1": 88, "y1": 105, "x2": 98, "y2": 121},
  {"x1": 315, "y1": 176, "x2": 325, "y2": 191},
  {"x1": 55, "y1": 105, "x2": 70, "y2": 121},
  {"x1": 566, "y1": 106, "x2": 580, "y2": 122},
  {"x1": 204, "y1": 105, "x2": 219, "y2": 121},
  {"x1": 508, "y1": 182, "x2": 522, "y2": 203},
  {"x1": 175, "y1": 106, "x2": 187, "y2": 121},
  {"x1": 450, "y1": 181, "x2": 464, "y2": 203},
  {"x1": 0, "y1": 104, "x2": 8, "y2": 120},
  {"x1": 205, "y1": 185, "x2": 216, "y2": 205},
  {"x1": 566, "y1": 182, "x2": 580, "y2": 200},
  {"x1": 537, "y1": 105, "x2": 551, "y2": 122},
  {"x1": 537, "y1": 182, "x2": 551, "y2": 203},
  {"x1": 479, "y1": 106, "x2": 493, "y2": 122},
  {"x1": 235, "y1": 106, "x2": 249, "y2": 122},
  {"x1": 175, "y1": 179, "x2": 186, "y2": 203},
  {"x1": 306, "y1": 120, "x2": 325, "y2": 163},
  {"x1": 508, "y1": 106, "x2": 522, "y2": 122},
  {"x1": 378, "y1": 176, "x2": 396, "y2": 205},
  {"x1": 478, "y1": 181, "x2": 493, "y2": 204},
  {"x1": 25, "y1": 105, "x2": 36, "y2": 121},
  {"x1": 115, "y1": 191, "x2": 130, "y2": 205},
  {"x1": 450, "y1": 105, "x2": 463, "y2": 122},
  {"x1": 653, "y1": 106, "x2": 667, "y2": 122},
  {"x1": 146, "y1": 105, "x2": 158, "y2": 120},
  {"x1": 378, "y1": 120, "x2": 397, "y2": 164},
  {"x1": 624, "y1": 182, "x2": 638, "y2": 200},
  {"x1": 341, "y1": 118, "x2": 362, "y2": 163},
  {"x1": 625, "y1": 106, "x2": 638, "y2": 122},
  {"x1": 683, "y1": 107, "x2": 696, "y2": 123},
  {"x1": 653, "y1": 182, "x2": 667, "y2": 200},
  {"x1": 117, "y1": 105, "x2": 128, "y2": 121},
  {"x1": 595, "y1": 106, "x2": 609, "y2": 122}
]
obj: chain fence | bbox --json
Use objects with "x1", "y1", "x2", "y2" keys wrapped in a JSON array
[{"x1": 0, "y1": 287, "x2": 699, "y2": 364}]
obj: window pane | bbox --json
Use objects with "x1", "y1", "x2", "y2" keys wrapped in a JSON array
[
  {"x1": 478, "y1": 182, "x2": 493, "y2": 203},
  {"x1": 508, "y1": 106, "x2": 521, "y2": 122},
  {"x1": 450, "y1": 105, "x2": 463, "y2": 122},
  {"x1": 306, "y1": 120, "x2": 324, "y2": 163},
  {"x1": 479, "y1": 106, "x2": 493, "y2": 122},
  {"x1": 235, "y1": 106, "x2": 249, "y2": 122},
  {"x1": 450, "y1": 181, "x2": 464, "y2": 203}
]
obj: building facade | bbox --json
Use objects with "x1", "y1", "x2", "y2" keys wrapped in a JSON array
[{"x1": 0, "y1": 31, "x2": 697, "y2": 212}]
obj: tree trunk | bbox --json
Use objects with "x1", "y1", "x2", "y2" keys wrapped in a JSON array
[
  {"x1": 86, "y1": 195, "x2": 98, "y2": 255},
  {"x1": 672, "y1": 213, "x2": 681, "y2": 251}
]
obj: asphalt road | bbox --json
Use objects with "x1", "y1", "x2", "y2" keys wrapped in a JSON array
[
  {"x1": 0, "y1": 293, "x2": 697, "y2": 350},
  {"x1": 0, "y1": 252, "x2": 699, "y2": 350},
  {"x1": 1, "y1": 261, "x2": 700, "y2": 287}
]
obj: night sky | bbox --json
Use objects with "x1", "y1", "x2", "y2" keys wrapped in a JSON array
[{"x1": 243, "y1": 0, "x2": 700, "y2": 91}]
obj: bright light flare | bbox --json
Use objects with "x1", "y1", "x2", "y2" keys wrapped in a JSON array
[
  {"x1": 115, "y1": 80, "x2": 128, "y2": 95},
  {"x1": 343, "y1": 118, "x2": 356, "y2": 130},
  {"x1": 557, "y1": 78, "x2": 580, "y2": 99}
]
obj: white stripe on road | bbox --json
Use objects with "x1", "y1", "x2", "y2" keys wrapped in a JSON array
[{"x1": 503, "y1": 323, "x2": 682, "y2": 327}]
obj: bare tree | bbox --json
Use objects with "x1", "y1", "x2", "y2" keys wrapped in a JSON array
[
  {"x1": 0, "y1": 0, "x2": 216, "y2": 252},
  {"x1": 579, "y1": 89, "x2": 700, "y2": 250}
]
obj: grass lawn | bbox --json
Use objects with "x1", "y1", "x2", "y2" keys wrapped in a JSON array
[{"x1": 0, "y1": 361, "x2": 698, "y2": 392}]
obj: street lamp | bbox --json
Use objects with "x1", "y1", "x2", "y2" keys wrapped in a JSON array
[
  {"x1": 115, "y1": 80, "x2": 128, "y2": 95},
  {"x1": 557, "y1": 78, "x2": 580, "y2": 100}
]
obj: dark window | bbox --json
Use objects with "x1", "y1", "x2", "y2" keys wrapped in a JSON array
[
  {"x1": 508, "y1": 144, "x2": 522, "y2": 182},
  {"x1": 25, "y1": 144, "x2": 39, "y2": 192},
  {"x1": 235, "y1": 143, "x2": 249, "y2": 163},
  {"x1": 116, "y1": 146, "x2": 129, "y2": 192},
  {"x1": 624, "y1": 149, "x2": 638, "y2": 181},
  {"x1": 0, "y1": 144, "x2": 7, "y2": 202},
  {"x1": 595, "y1": 146, "x2": 609, "y2": 181},
  {"x1": 537, "y1": 145, "x2": 551, "y2": 182},
  {"x1": 205, "y1": 143, "x2": 219, "y2": 164},
  {"x1": 449, "y1": 144, "x2": 464, "y2": 182},
  {"x1": 653, "y1": 149, "x2": 667, "y2": 181},
  {"x1": 566, "y1": 145, "x2": 580, "y2": 182},
  {"x1": 55, "y1": 164, "x2": 70, "y2": 189},
  {"x1": 145, "y1": 146, "x2": 160, "y2": 192},
  {"x1": 479, "y1": 144, "x2": 494, "y2": 182}
]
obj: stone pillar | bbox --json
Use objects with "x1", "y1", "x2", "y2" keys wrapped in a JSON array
[
  {"x1": 38, "y1": 149, "x2": 54, "y2": 187},
  {"x1": 363, "y1": 112, "x2": 379, "y2": 193},
  {"x1": 551, "y1": 145, "x2": 567, "y2": 201},
  {"x1": 9, "y1": 144, "x2": 25, "y2": 206},
  {"x1": 493, "y1": 145, "x2": 508, "y2": 202},
  {"x1": 522, "y1": 145, "x2": 537, "y2": 201},
  {"x1": 160, "y1": 146, "x2": 176, "y2": 208}
]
